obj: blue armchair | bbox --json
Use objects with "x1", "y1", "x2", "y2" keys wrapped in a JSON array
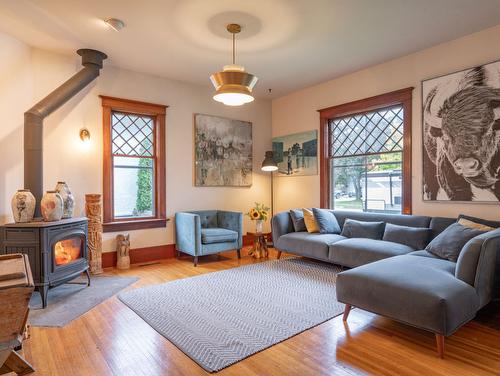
[{"x1": 175, "y1": 210, "x2": 243, "y2": 266}]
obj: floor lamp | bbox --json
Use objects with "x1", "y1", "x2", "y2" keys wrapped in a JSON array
[{"x1": 261, "y1": 151, "x2": 278, "y2": 245}]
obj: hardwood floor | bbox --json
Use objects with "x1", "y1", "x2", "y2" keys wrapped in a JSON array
[{"x1": 21, "y1": 249, "x2": 500, "y2": 376}]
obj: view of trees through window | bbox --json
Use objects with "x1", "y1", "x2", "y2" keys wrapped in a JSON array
[
  {"x1": 329, "y1": 105, "x2": 404, "y2": 213},
  {"x1": 111, "y1": 112, "x2": 155, "y2": 218}
]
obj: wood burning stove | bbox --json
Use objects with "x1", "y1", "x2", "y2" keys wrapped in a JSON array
[{"x1": 0, "y1": 217, "x2": 90, "y2": 308}]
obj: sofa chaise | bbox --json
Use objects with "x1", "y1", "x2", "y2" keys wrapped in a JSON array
[{"x1": 272, "y1": 209, "x2": 500, "y2": 357}]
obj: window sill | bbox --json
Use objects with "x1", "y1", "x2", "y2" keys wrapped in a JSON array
[{"x1": 102, "y1": 218, "x2": 169, "y2": 233}]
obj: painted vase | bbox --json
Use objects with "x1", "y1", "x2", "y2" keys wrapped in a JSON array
[
  {"x1": 11, "y1": 189, "x2": 36, "y2": 223},
  {"x1": 41, "y1": 191, "x2": 64, "y2": 222},
  {"x1": 255, "y1": 219, "x2": 264, "y2": 233},
  {"x1": 55, "y1": 181, "x2": 75, "y2": 218}
]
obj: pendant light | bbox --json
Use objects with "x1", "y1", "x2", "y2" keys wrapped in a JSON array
[{"x1": 210, "y1": 24, "x2": 258, "y2": 106}]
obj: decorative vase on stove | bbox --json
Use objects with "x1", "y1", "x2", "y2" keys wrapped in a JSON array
[
  {"x1": 55, "y1": 181, "x2": 75, "y2": 219},
  {"x1": 11, "y1": 189, "x2": 35, "y2": 223},
  {"x1": 255, "y1": 219, "x2": 263, "y2": 233},
  {"x1": 41, "y1": 191, "x2": 63, "y2": 222}
]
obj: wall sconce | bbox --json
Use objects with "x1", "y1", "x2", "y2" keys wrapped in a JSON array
[{"x1": 80, "y1": 128, "x2": 91, "y2": 143}]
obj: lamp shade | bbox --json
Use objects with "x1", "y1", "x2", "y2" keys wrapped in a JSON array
[
  {"x1": 261, "y1": 151, "x2": 278, "y2": 172},
  {"x1": 210, "y1": 65, "x2": 258, "y2": 106}
]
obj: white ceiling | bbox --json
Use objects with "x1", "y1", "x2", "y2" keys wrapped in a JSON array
[{"x1": 2, "y1": 0, "x2": 500, "y2": 98}]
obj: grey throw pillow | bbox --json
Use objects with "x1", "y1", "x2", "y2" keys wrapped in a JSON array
[
  {"x1": 425, "y1": 222, "x2": 487, "y2": 262},
  {"x1": 383, "y1": 223, "x2": 431, "y2": 250},
  {"x1": 340, "y1": 219, "x2": 385, "y2": 240},
  {"x1": 312, "y1": 208, "x2": 341, "y2": 234},
  {"x1": 289, "y1": 209, "x2": 306, "y2": 232}
]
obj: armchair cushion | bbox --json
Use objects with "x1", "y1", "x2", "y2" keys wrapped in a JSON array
[
  {"x1": 201, "y1": 228, "x2": 238, "y2": 244},
  {"x1": 196, "y1": 210, "x2": 219, "y2": 228}
]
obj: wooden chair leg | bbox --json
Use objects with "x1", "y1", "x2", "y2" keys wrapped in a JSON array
[
  {"x1": 343, "y1": 304, "x2": 352, "y2": 322},
  {"x1": 276, "y1": 250, "x2": 282, "y2": 259},
  {"x1": 236, "y1": 249, "x2": 241, "y2": 259},
  {"x1": 435, "y1": 334, "x2": 445, "y2": 358},
  {"x1": 193, "y1": 256, "x2": 198, "y2": 267},
  {"x1": 0, "y1": 350, "x2": 35, "y2": 375}
]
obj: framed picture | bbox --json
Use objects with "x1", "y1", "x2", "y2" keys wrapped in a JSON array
[
  {"x1": 194, "y1": 114, "x2": 252, "y2": 187},
  {"x1": 422, "y1": 60, "x2": 500, "y2": 202},
  {"x1": 272, "y1": 130, "x2": 318, "y2": 177}
]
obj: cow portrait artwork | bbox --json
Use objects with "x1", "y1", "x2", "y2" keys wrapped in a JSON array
[{"x1": 422, "y1": 61, "x2": 500, "y2": 202}]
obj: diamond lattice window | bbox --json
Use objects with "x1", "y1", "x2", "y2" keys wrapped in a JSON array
[
  {"x1": 330, "y1": 105, "x2": 404, "y2": 158},
  {"x1": 328, "y1": 104, "x2": 405, "y2": 214},
  {"x1": 112, "y1": 112, "x2": 155, "y2": 157},
  {"x1": 110, "y1": 111, "x2": 156, "y2": 219}
]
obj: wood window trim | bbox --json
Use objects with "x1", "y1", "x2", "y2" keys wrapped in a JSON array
[
  {"x1": 318, "y1": 87, "x2": 413, "y2": 214},
  {"x1": 101, "y1": 95, "x2": 168, "y2": 232}
]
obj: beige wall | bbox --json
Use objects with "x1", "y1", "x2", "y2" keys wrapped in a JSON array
[
  {"x1": 1, "y1": 32, "x2": 272, "y2": 252},
  {"x1": 272, "y1": 24, "x2": 500, "y2": 221},
  {"x1": 0, "y1": 33, "x2": 33, "y2": 226}
]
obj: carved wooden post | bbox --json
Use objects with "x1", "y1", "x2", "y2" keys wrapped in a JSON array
[{"x1": 85, "y1": 194, "x2": 103, "y2": 274}]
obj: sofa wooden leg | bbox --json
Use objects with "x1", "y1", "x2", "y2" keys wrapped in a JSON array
[
  {"x1": 276, "y1": 250, "x2": 282, "y2": 259},
  {"x1": 194, "y1": 256, "x2": 198, "y2": 267},
  {"x1": 435, "y1": 334, "x2": 445, "y2": 358},
  {"x1": 343, "y1": 304, "x2": 352, "y2": 322},
  {"x1": 237, "y1": 249, "x2": 241, "y2": 259}
]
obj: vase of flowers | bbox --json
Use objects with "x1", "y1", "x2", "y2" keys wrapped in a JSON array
[{"x1": 246, "y1": 203, "x2": 270, "y2": 233}]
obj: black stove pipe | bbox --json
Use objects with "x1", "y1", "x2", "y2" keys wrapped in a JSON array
[{"x1": 24, "y1": 49, "x2": 107, "y2": 217}]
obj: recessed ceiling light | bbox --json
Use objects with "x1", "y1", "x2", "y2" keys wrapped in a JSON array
[{"x1": 104, "y1": 18, "x2": 125, "y2": 32}]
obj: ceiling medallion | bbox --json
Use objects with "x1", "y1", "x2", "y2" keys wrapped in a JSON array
[{"x1": 210, "y1": 23, "x2": 258, "y2": 106}]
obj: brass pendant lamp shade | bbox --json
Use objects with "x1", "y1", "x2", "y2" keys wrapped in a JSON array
[{"x1": 210, "y1": 24, "x2": 258, "y2": 106}]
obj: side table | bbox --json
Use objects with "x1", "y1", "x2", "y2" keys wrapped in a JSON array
[{"x1": 247, "y1": 232, "x2": 269, "y2": 259}]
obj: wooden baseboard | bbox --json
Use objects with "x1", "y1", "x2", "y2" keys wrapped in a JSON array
[
  {"x1": 101, "y1": 233, "x2": 271, "y2": 268},
  {"x1": 102, "y1": 244, "x2": 176, "y2": 268}
]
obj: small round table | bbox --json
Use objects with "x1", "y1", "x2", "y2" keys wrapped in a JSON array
[{"x1": 247, "y1": 232, "x2": 269, "y2": 259}]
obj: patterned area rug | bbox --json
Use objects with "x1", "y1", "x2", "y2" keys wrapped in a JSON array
[
  {"x1": 29, "y1": 275, "x2": 139, "y2": 327},
  {"x1": 118, "y1": 258, "x2": 344, "y2": 372}
]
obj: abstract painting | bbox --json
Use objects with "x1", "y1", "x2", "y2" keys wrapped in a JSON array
[
  {"x1": 422, "y1": 60, "x2": 500, "y2": 202},
  {"x1": 194, "y1": 114, "x2": 252, "y2": 186},
  {"x1": 272, "y1": 130, "x2": 318, "y2": 177}
]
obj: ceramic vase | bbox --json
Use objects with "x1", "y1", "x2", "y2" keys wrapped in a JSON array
[
  {"x1": 41, "y1": 191, "x2": 63, "y2": 222},
  {"x1": 55, "y1": 181, "x2": 75, "y2": 219},
  {"x1": 255, "y1": 219, "x2": 264, "y2": 233},
  {"x1": 11, "y1": 189, "x2": 36, "y2": 223}
]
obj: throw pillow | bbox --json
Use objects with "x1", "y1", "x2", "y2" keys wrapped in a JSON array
[
  {"x1": 458, "y1": 216, "x2": 497, "y2": 231},
  {"x1": 302, "y1": 208, "x2": 320, "y2": 233},
  {"x1": 312, "y1": 208, "x2": 341, "y2": 234},
  {"x1": 425, "y1": 222, "x2": 488, "y2": 262},
  {"x1": 382, "y1": 223, "x2": 432, "y2": 250},
  {"x1": 340, "y1": 219, "x2": 385, "y2": 240},
  {"x1": 289, "y1": 209, "x2": 306, "y2": 232}
]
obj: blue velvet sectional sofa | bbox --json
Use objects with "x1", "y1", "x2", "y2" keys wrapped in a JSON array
[{"x1": 272, "y1": 209, "x2": 500, "y2": 357}]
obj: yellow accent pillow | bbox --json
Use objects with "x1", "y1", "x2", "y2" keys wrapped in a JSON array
[
  {"x1": 458, "y1": 218, "x2": 495, "y2": 232},
  {"x1": 302, "y1": 208, "x2": 319, "y2": 233}
]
